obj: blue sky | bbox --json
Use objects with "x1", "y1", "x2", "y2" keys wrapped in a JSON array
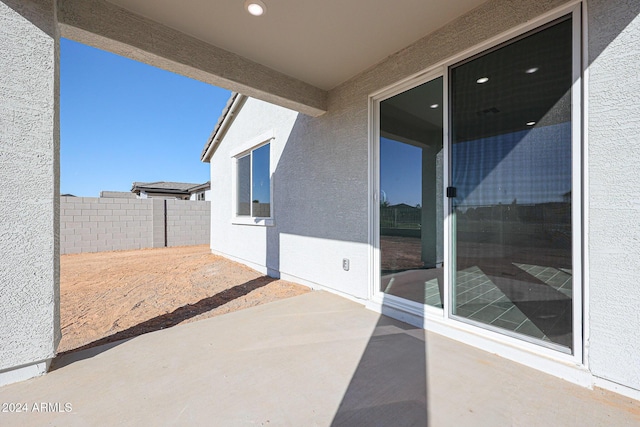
[
  {"x1": 60, "y1": 38, "x2": 231, "y2": 196},
  {"x1": 380, "y1": 137, "x2": 422, "y2": 206}
]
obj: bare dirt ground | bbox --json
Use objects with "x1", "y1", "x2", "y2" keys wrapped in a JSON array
[
  {"x1": 380, "y1": 235, "x2": 423, "y2": 271},
  {"x1": 58, "y1": 245, "x2": 309, "y2": 354}
]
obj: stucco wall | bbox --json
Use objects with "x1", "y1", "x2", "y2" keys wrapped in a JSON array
[
  {"x1": 315, "y1": 0, "x2": 640, "y2": 391},
  {"x1": 212, "y1": 1, "x2": 581, "y2": 302},
  {"x1": 276, "y1": 0, "x2": 578, "y2": 301},
  {"x1": 210, "y1": 96, "x2": 372, "y2": 298},
  {"x1": 210, "y1": 0, "x2": 640, "y2": 393},
  {"x1": 209, "y1": 97, "x2": 298, "y2": 275},
  {"x1": 189, "y1": 189, "x2": 211, "y2": 201},
  {"x1": 586, "y1": 0, "x2": 640, "y2": 391},
  {"x1": 1, "y1": 0, "x2": 634, "y2": 393},
  {"x1": 60, "y1": 196, "x2": 210, "y2": 254},
  {"x1": 0, "y1": 0, "x2": 59, "y2": 375}
]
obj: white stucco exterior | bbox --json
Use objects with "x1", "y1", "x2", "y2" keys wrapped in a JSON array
[
  {"x1": 1, "y1": 0, "x2": 639, "y2": 400},
  {"x1": 0, "y1": 0, "x2": 60, "y2": 385},
  {"x1": 586, "y1": 0, "x2": 640, "y2": 392},
  {"x1": 209, "y1": 97, "x2": 373, "y2": 300},
  {"x1": 206, "y1": 0, "x2": 640, "y2": 398},
  {"x1": 189, "y1": 189, "x2": 211, "y2": 201}
]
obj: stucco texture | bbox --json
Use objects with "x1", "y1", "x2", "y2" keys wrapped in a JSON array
[
  {"x1": 319, "y1": 0, "x2": 640, "y2": 391},
  {"x1": 0, "y1": 0, "x2": 59, "y2": 372},
  {"x1": 286, "y1": 0, "x2": 575, "y2": 298},
  {"x1": 318, "y1": 0, "x2": 640, "y2": 391},
  {"x1": 211, "y1": 1, "x2": 580, "y2": 302},
  {"x1": 211, "y1": 0, "x2": 640, "y2": 393},
  {"x1": 209, "y1": 97, "x2": 298, "y2": 274},
  {"x1": 587, "y1": 0, "x2": 640, "y2": 391}
]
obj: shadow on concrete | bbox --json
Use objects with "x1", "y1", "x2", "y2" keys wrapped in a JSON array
[
  {"x1": 331, "y1": 298, "x2": 428, "y2": 426},
  {"x1": 51, "y1": 276, "x2": 276, "y2": 369}
]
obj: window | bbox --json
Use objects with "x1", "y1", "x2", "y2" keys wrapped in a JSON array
[
  {"x1": 196, "y1": 192, "x2": 205, "y2": 201},
  {"x1": 233, "y1": 134, "x2": 273, "y2": 224}
]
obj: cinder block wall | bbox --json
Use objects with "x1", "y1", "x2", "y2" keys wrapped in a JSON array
[
  {"x1": 60, "y1": 196, "x2": 210, "y2": 254},
  {"x1": 166, "y1": 199, "x2": 211, "y2": 247},
  {"x1": 60, "y1": 197, "x2": 153, "y2": 254}
]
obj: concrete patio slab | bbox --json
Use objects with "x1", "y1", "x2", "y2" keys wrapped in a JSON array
[{"x1": 0, "y1": 291, "x2": 638, "y2": 426}]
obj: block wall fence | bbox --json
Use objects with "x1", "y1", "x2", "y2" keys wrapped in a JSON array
[{"x1": 60, "y1": 196, "x2": 210, "y2": 254}]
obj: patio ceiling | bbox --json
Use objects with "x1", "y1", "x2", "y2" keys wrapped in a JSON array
[
  {"x1": 104, "y1": 0, "x2": 488, "y2": 91},
  {"x1": 57, "y1": 0, "x2": 488, "y2": 116}
]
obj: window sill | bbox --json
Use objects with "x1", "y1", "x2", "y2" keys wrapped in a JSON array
[{"x1": 231, "y1": 217, "x2": 274, "y2": 227}]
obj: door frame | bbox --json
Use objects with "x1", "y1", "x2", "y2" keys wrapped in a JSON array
[
  {"x1": 368, "y1": 1, "x2": 584, "y2": 367},
  {"x1": 369, "y1": 67, "x2": 447, "y2": 322}
]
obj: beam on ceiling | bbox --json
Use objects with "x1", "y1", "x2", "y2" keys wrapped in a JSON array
[{"x1": 57, "y1": 0, "x2": 327, "y2": 116}]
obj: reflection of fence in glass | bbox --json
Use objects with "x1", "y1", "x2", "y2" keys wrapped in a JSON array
[
  {"x1": 455, "y1": 201, "x2": 571, "y2": 248},
  {"x1": 380, "y1": 204, "x2": 421, "y2": 230},
  {"x1": 252, "y1": 202, "x2": 271, "y2": 218},
  {"x1": 238, "y1": 202, "x2": 270, "y2": 217}
]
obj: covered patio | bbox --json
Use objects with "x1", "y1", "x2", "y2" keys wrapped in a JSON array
[{"x1": 1, "y1": 291, "x2": 637, "y2": 426}]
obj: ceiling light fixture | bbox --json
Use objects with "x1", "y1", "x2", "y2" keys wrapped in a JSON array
[
  {"x1": 430, "y1": 104, "x2": 439, "y2": 109},
  {"x1": 525, "y1": 67, "x2": 539, "y2": 74},
  {"x1": 245, "y1": 0, "x2": 266, "y2": 16},
  {"x1": 526, "y1": 121, "x2": 536, "y2": 126},
  {"x1": 476, "y1": 77, "x2": 489, "y2": 84}
]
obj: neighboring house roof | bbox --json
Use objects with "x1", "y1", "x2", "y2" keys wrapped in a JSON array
[
  {"x1": 188, "y1": 182, "x2": 211, "y2": 193},
  {"x1": 131, "y1": 181, "x2": 210, "y2": 196},
  {"x1": 201, "y1": 93, "x2": 247, "y2": 163}
]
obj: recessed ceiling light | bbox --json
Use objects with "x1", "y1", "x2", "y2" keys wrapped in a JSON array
[
  {"x1": 245, "y1": 0, "x2": 266, "y2": 16},
  {"x1": 430, "y1": 104, "x2": 439, "y2": 109},
  {"x1": 476, "y1": 77, "x2": 489, "y2": 84},
  {"x1": 526, "y1": 121, "x2": 536, "y2": 126},
  {"x1": 525, "y1": 67, "x2": 539, "y2": 74}
]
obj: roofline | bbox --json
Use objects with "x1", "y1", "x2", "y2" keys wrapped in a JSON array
[
  {"x1": 201, "y1": 93, "x2": 248, "y2": 163},
  {"x1": 133, "y1": 188, "x2": 190, "y2": 195},
  {"x1": 188, "y1": 181, "x2": 210, "y2": 192},
  {"x1": 131, "y1": 181, "x2": 209, "y2": 194}
]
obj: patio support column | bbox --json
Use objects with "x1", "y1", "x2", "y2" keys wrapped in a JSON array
[{"x1": 0, "y1": 0, "x2": 60, "y2": 386}]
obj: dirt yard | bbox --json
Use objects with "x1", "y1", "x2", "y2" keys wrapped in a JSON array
[{"x1": 58, "y1": 245, "x2": 310, "y2": 354}]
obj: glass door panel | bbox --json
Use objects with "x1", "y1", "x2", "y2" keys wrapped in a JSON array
[
  {"x1": 380, "y1": 77, "x2": 444, "y2": 307},
  {"x1": 450, "y1": 18, "x2": 574, "y2": 349}
]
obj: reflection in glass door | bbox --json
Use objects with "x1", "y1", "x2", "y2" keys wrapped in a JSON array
[
  {"x1": 450, "y1": 17, "x2": 574, "y2": 349},
  {"x1": 379, "y1": 77, "x2": 444, "y2": 307}
]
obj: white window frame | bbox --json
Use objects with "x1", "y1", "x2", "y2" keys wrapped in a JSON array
[
  {"x1": 368, "y1": 1, "x2": 585, "y2": 371},
  {"x1": 230, "y1": 130, "x2": 275, "y2": 226}
]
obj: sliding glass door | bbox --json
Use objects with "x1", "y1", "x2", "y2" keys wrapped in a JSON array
[
  {"x1": 379, "y1": 77, "x2": 444, "y2": 308},
  {"x1": 449, "y1": 17, "x2": 574, "y2": 350},
  {"x1": 375, "y1": 11, "x2": 580, "y2": 354}
]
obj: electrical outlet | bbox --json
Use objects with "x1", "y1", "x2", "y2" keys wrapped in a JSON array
[{"x1": 342, "y1": 258, "x2": 350, "y2": 271}]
